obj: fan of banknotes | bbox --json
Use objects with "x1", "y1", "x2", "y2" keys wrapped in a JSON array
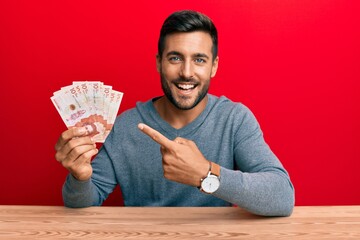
[{"x1": 51, "y1": 81, "x2": 124, "y2": 142}]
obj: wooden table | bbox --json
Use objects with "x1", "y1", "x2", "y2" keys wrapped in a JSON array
[{"x1": 0, "y1": 205, "x2": 359, "y2": 239}]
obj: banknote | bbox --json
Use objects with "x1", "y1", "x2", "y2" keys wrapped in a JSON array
[{"x1": 51, "y1": 81, "x2": 124, "y2": 142}]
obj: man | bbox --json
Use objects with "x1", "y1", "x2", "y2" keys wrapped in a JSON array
[{"x1": 55, "y1": 10, "x2": 295, "y2": 216}]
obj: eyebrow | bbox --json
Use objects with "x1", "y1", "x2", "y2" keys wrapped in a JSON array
[
  {"x1": 166, "y1": 51, "x2": 210, "y2": 59},
  {"x1": 166, "y1": 51, "x2": 182, "y2": 57},
  {"x1": 193, "y1": 53, "x2": 210, "y2": 59}
]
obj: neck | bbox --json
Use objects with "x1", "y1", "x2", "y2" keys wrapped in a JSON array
[{"x1": 154, "y1": 95, "x2": 208, "y2": 129}]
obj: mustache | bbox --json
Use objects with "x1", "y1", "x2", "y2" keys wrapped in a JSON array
[{"x1": 172, "y1": 77, "x2": 198, "y2": 85}]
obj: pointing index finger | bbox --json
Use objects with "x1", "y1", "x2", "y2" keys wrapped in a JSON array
[{"x1": 138, "y1": 123, "x2": 174, "y2": 148}]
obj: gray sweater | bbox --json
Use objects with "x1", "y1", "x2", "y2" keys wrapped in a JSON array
[{"x1": 63, "y1": 94, "x2": 295, "y2": 216}]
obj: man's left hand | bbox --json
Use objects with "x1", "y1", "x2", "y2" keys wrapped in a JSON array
[{"x1": 138, "y1": 123, "x2": 209, "y2": 187}]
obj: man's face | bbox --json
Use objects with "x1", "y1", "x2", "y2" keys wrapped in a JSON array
[{"x1": 157, "y1": 31, "x2": 219, "y2": 110}]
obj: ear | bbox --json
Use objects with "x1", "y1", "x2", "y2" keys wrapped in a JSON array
[
  {"x1": 156, "y1": 54, "x2": 161, "y2": 73},
  {"x1": 210, "y1": 56, "x2": 219, "y2": 78}
]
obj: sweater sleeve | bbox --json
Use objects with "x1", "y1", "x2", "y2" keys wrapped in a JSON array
[
  {"x1": 62, "y1": 174, "x2": 99, "y2": 207},
  {"x1": 212, "y1": 107, "x2": 295, "y2": 216}
]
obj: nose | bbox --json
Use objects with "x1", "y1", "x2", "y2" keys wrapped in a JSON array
[{"x1": 180, "y1": 59, "x2": 194, "y2": 79}]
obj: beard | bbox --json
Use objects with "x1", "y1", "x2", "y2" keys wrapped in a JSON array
[{"x1": 160, "y1": 73, "x2": 210, "y2": 110}]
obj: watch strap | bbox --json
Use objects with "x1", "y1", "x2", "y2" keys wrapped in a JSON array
[{"x1": 210, "y1": 162, "x2": 220, "y2": 177}]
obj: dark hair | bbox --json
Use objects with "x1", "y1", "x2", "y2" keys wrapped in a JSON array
[{"x1": 158, "y1": 10, "x2": 218, "y2": 60}]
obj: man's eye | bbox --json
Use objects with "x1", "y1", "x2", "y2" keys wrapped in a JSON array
[
  {"x1": 169, "y1": 56, "x2": 181, "y2": 61},
  {"x1": 195, "y1": 58, "x2": 206, "y2": 63}
]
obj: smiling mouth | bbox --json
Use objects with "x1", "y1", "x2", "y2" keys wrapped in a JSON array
[{"x1": 175, "y1": 83, "x2": 197, "y2": 90}]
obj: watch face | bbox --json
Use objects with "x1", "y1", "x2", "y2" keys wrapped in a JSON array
[{"x1": 201, "y1": 175, "x2": 220, "y2": 193}]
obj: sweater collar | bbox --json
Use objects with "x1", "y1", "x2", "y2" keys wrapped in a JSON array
[{"x1": 144, "y1": 94, "x2": 217, "y2": 139}]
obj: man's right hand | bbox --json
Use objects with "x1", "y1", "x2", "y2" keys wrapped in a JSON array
[{"x1": 55, "y1": 127, "x2": 98, "y2": 181}]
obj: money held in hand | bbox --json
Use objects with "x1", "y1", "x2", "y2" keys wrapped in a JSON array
[{"x1": 51, "y1": 81, "x2": 124, "y2": 142}]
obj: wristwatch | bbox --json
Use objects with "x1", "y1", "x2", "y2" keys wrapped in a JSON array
[{"x1": 200, "y1": 161, "x2": 221, "y2": 194}]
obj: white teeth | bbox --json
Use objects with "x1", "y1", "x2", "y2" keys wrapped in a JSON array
[{"x1": 178, "y1": 84, "x2": 195, "y2": 90}]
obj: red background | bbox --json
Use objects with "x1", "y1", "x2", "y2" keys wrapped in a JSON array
[{"x1": 1, "y1": 0, "x2": 359, "y2": 206}]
